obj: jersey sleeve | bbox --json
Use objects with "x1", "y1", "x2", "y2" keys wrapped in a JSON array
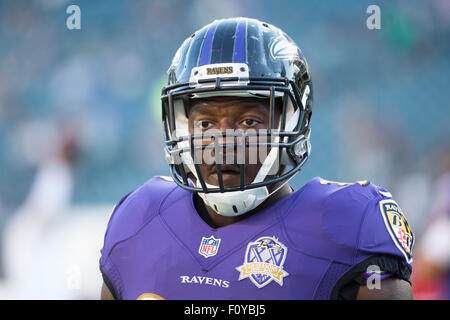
[
  {"x1": 357, "y1": 187, "x2": 414, "y2": 269},
  {"x1": 328, "y1": 184, "x2": 415, "y2": 299},
  {"x1": 99, "y1": 190, "x2": 135, "y2": 299},
  {"x1": 338, "y1": 187, "x2": 415, "y2": 299}
]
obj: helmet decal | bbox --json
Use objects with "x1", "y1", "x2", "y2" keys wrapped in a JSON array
[{"x1": 269, "y1": 36, "x2": 302, "y2": 61}]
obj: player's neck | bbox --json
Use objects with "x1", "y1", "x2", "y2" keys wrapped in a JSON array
[{"x1": 194, "y1": 182, "x2": 293, "y2": 229}]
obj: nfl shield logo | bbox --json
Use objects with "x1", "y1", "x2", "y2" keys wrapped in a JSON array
[{"x1": 198, "y1": 236, "x2": 221, "y2": 258}]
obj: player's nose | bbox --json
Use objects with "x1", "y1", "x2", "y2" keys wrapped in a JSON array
[
  {"x1": 215, "y1": 119, "x2": 237, "y2": 145},
  {"x1": 217, "y1": 118, "x2": 236, "y2": 132}
]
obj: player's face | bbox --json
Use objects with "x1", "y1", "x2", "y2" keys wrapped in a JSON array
[{"x1": 188, "y1": 97, "x2": 280, "y2": 188}]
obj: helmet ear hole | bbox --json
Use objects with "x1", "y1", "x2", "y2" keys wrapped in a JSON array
[{"x1": 301, "y1": 71, "x2": 310, "y2": 82}]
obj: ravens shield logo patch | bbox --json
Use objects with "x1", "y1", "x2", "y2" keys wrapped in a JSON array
[{"x1": 379, "y1": 199, "x2": 414, "y2": 263}]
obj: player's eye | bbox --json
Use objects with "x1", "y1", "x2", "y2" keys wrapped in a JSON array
[
  {"x1": 240, "y1": 119, "x2": 261, "y2": 127},
  {"x1": 194, "y1": 120, "x2": 214, "y2": 130}
]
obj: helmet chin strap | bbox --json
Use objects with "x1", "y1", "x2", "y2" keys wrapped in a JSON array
[{"x1": 197, "y1": 177, "x2": 292, "y2": 217}]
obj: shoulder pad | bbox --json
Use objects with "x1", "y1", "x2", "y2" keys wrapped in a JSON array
[
  {"x1": 283, "y1": 177, "x2": 388, "y2": 264},
  {"x1": 317, "y1": 178, "x2": 414, "y2": 266}
]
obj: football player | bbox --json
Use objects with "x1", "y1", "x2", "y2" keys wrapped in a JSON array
[{"x1": 100, "y1": 17, "x2": 414, "y2": 300}]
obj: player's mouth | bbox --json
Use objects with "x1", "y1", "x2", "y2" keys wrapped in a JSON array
[
  {"x1": 210, "y1": 164, "x2": 241, "y2": 175},
  {"x1": 208, "y1": 164, "x2": 241, "y2": 186}
]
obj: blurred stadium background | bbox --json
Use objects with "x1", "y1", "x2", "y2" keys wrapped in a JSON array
[{"x1": 0, "y1": 0, "x2": 448, "y2": 299}]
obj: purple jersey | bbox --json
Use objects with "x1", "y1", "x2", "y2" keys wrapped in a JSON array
[{"x1": 100, "y1": 176, "x2": 414, "y2": 300}]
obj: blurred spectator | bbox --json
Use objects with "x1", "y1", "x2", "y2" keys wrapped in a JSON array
[
  {"x1": 411, "y1": 150, "x2": 450, "y2": 300},
  {"x1": 1, "y1": 121, "x2": 79, "y2": 299}
]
